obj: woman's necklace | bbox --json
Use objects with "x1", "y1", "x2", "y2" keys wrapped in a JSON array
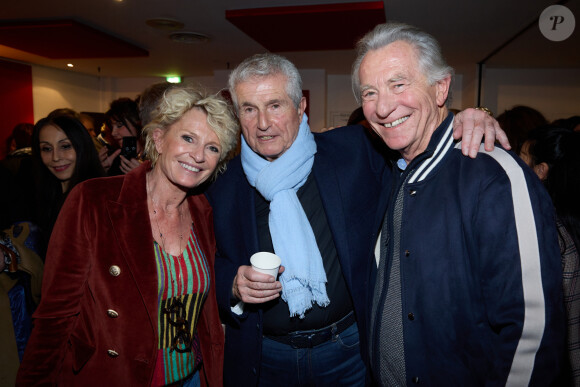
[{"x1": 147, "y1": 176, "x2": 184, "y2": 257}]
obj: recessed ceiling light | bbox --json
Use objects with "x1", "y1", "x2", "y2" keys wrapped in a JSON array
[
  {"x1": 146, "y1": 18, "x2": 184, "y2": 31},
  {"x1": 169, "y1": 32, "x2": 210, "y2": 44},
  {"x1": 67, "y1": 63, "x2": 74, "y2": 67}
]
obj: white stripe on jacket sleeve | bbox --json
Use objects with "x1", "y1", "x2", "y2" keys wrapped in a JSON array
[{"x1": 455, "y1": 142, "x2": 545, "y2": 386}]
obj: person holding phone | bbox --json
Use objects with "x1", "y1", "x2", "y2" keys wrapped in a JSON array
[
  {"x1": 99, "y1": 97, "x2": 145, "y2": 175},
  {"x1": 17, "y1": 85, "x2": 239, "y2": 386}
]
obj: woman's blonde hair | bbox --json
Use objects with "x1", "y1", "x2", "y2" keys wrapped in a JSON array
[{"x1": 143, "y1": 84, "x2": 239, "y2": 177}]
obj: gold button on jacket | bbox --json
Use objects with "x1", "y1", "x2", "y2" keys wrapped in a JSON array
[
  {"x1": 108, "y1": 265, "x2": 121, "y2": 276},
  {"x1": 107, "y1": 350, "x2": 119, "y2": 358}
]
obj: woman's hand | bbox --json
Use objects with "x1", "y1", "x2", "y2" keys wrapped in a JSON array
[
  {"x1": 99, "y1": 147, "x2": 121, "y2": 172},
  {"x1": 119, "y1": 156, "x2": 142, "y2": 174}
]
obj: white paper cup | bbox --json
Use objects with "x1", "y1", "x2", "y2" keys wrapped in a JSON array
[{"x1": 250, "y1": 252, "x2": 281, "y2": 279}]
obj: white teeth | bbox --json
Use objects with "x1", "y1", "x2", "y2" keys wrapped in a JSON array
[
  {"x1": 180, "y1": 162, "x2": 200, "y2": 172},
  {"x1": 260, "y1": 136, "x2": 273, "y2": 140},
  {"x1": 383, "y1": 116, "x2": 409, "y2": 128}
]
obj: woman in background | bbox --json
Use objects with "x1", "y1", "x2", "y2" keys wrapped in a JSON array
[
  {"x1": 99, "y1": 97, "x2": 144, "y2": 175},
  {"x1": 17, "y1": 85, "x2": 238, "y2": 386},
  {"x1": 496, "y1": 105, "x2": 547, "y2": 155},
  {"x1": 30, "y1": 113, "x2": 105, "y2": 255},
  {"x1": 521, "y1": 126, "x2": 580, "y2": 386}
]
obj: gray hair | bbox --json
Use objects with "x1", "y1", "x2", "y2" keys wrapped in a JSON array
[
  {"x1": 352, "y1": 22, "x2": 454, "y2": 105},
  {"x1": 143, "y1": 84, "x2": 239, "y2": 177},
  {"x1": 228, "y1": 53, "x2": 303, "y2": 112}
]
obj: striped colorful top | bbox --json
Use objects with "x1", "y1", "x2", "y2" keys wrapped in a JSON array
[{"x1": 151, "y1": 225, "x2": 210, "y2": 386}]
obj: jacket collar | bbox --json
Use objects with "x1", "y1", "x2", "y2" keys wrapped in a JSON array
[
  {"x1": 405, "y1": 112, "x2": 456, "y2": 184},
  {"x1": 116, "y1": 161, "x2": 151, "y2": 205},
  {"x1": 105, "y1": 163, "x2": 158, "y2": 325}
]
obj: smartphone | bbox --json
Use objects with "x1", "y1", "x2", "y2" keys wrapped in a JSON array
[{"x1": 121, "y1": 136, "x2": 138, "y2": 159}]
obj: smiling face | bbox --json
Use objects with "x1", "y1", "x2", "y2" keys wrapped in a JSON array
[
  {"x1": 153, "y1": 108, "x2": 221, "y2": 189},
  {"x1": 235, "y1": 73, "x2": 306, "y2": 161},
  {"x1": 359, "y1": 40, "x2": 450, "y2": 163},
  {"x1": 38, "y1": 124, "x2": 77, "y2": 190}
]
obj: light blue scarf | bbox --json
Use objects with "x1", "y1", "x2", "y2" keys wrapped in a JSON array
[{"x1": 241, "y1": 114, "x2": 330, "y2": 318}]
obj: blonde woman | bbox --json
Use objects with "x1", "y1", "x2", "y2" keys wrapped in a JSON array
[{"x1": 18, "y1": 85, "x2": 239, "y2": 386}]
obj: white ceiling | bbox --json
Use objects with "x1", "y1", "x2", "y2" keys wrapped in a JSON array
[{"x1": 1, "y1": 0, "x2": 578, "y2": 79}]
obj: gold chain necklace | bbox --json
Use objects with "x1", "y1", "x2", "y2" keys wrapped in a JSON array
[{"x1": 147, "y1": 176, "x2": 184, "y2": 256}]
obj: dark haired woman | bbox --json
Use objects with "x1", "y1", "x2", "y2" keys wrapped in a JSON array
[
  {"x1": 496, "y1": 105, "x2": 548, "y2": 155},
  {"x1": 30, "y1": 114, "x2": 105, "y2": 255},
  {"x1": 99, "y1": 97, "x2": 144, "y2": 175},
  {"x1": 521, "y1": 126, "x2": 580, "y2": 385}
]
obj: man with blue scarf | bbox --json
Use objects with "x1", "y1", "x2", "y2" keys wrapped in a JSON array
[{"x1": 206, "y1": 53, "x2": 507, "y2": 386}]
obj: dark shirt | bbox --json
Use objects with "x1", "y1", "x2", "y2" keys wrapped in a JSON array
[
  {"x1": 255, "y1": 172, "x2": 354, "y2": 335},
  {"x1": 0, "y1": 163, "x2": 32, "y2": 230},
  {"x1": 108, "y1": 155, "x2": 124, "y2": 176}
]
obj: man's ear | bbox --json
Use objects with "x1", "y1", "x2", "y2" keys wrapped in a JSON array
[
  {"x1": 534, "y1": 162, "x2": 550, "y2": 181},
  {"x1": 152, "y1": 128, "x2": 164, "y2": 154},
  {"x1": 298, "y1": 96, "x2": 307, "y2": 120},
  {"x1": 435, "y1": 75, "x2": 452, "y2": 107}
]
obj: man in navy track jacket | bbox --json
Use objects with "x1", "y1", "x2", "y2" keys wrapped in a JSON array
[{"x1": 354, "y1": 22, "x2": 566, "y2": 386}]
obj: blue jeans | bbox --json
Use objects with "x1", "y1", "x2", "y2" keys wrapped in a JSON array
[
  {"x1": 258, "y1": 322, "x2": 366, "y2": 387},
  {"x1": 182, "y1": 371, "x2": 200, "y2": 387}
]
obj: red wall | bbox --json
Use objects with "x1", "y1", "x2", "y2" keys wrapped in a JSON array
[{"x1": 0, "y1": 60, "x2": 34, "y2": 159}]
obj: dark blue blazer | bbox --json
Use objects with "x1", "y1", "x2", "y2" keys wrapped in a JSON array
[{"x1": 206, "y1": 125, "x2": 391, "y2": 386}]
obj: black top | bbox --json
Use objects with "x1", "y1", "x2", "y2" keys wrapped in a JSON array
[
  {"x1": 107, "y1": 155, "x2": 124, "y2": 176},
  {"x1": 255, "y1": 172, "x2": 354, "y2": 335}
]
